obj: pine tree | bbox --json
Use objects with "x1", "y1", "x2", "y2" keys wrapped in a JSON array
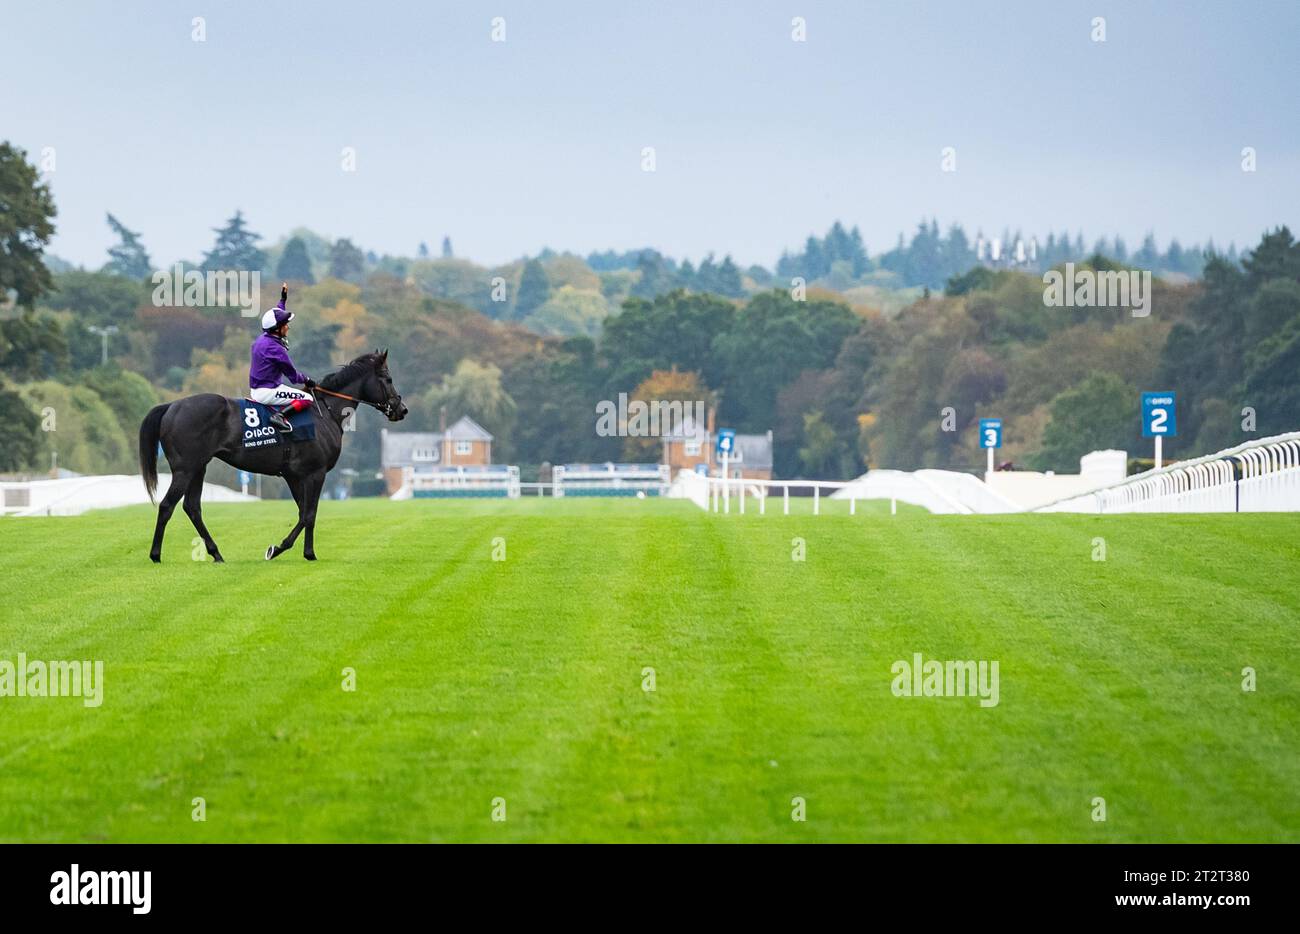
[
  {"x1": 328, "y1": 238, "x2": 366, "y2": 282},
  {"x1": 716, "y1": 255, "x2": 743, "y2": 297},
  {"x1": 418, "y1": 241, "x2": 429, "y2": 258},
  {"x1": 202, "y1": 210, "x2": 265, "y2": 272},
  {"x1": 104, "y1": 213, "x2": 152, "y2": 279},
  {"x1": 515, "y1": 258, "x2": 551, "y2": 318},
  {"x1": 630, "y1": 251, "x2": 672, "y2": 299},
  {"x1": 803, "y1": 236, "x2": 826, "y2": 280},
  {"x1": 441, "y1": 236, "x2": 453, "y2": 258},
  {"x1": 849, "y1": 225, "x2": 869, "y2": 276},
  {"x1": 276, "y1": 236, "x2": 315, "y2": 284}
]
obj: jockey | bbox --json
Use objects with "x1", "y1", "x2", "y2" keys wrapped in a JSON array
[{"x1": 249, "y1": 283, "x2": 315, "y2": 432}]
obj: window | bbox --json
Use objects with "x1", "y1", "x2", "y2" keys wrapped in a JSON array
[
  {"x1": 455, "y1": 441, "x2": 472, "y2": 455},
  {"x1": 684, "y1": 440, "x2": 701, "y2": 456}
]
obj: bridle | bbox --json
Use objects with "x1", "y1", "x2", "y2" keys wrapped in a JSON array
[{"x1": 312, "y1": 383, "x2": 403, "y2": 419}]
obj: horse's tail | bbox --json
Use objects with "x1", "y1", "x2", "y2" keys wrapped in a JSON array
[{"x1": 139, "y1": 403, "x2": 170, "y2": 503}]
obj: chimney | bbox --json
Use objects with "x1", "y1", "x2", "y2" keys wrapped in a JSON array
[{"x1": 706, "y1": 407, "x2": 716, "y2": 468}]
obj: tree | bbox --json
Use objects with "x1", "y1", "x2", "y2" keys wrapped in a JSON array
[
  {"x1": 420, "y1": 359, "x2": 518, "y2": 459},
  {"x1": 82, "y1": 365, "x2": 159, "y2": 440},
  {"x1": 523, "y1": 285, "x2": 610, "y2": 337},
  {"x1": 41, "y1": 270, "x2": 146, "y2": 325},
  {"x1": 514, "y1": 259, "x2": 550, "y2": 319},
  {"x1": 1244, "y1": 313, "x2": 1300, "y2": 436},
  {"x1": 623, "y1": 369, "x2": 711, "y2": 461},
  {"x1": 328, "y1": 238, "x2": 366, "y2": 282},
  {"x1": 630, "y1": 250, "x2": 674, "y2": 299},
  {"x1": 711, "y1": 290, "x2": 859, "y2": 430},
  {"x1": 276, "y1": 236, "x2": 315, "y2": 284},
  {"x1": 503, "y1": 337, "x2": 616, "y2": 467},
  {"x1": 798, "y1": 411, "x2": 846, "y2": 477},
  {"x1": 103, "y1": 213, "x2": 152, "y2": 279},
  {"x1": 17, "y1": 381, "x2": 134, "y2": 474},
  {"x1": 0, "y1": 381, "x2": 42, "y2": 471},
  {"x1": 0, "y1": 312, "x2": 68, "y2": 380},
  {"x1": 601, "y1": 290, "x2": 736, "y2": 392},
  {"x1": 202, "y1": 210, "x2": 265, "y2": 272},
  {"x1": 441, "y1": 236, "x2": 453, "y2": 258},
  {"x1": 0, "y1": 142, "x2": 57, "y2": 307},
  {"x1": 715, "y1": 255, "x2": 744, "y2": 297},
  {"x1": 1035, "y1": 373, "x2": 1136, "y2": 471},
  {"x1": 418, "y1": 241, "x2": 430, "y2": 258}
]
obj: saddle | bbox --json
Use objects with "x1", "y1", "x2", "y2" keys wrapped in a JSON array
[{"x1": 239, "y1": 400, "x2": 317, "y2": 448}]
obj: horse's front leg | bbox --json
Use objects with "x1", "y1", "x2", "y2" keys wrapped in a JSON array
[
  {"x1": 301, "y1": 473, "x2": 326, "y2": 561},
  {"x1": 265, "y1": 475, "x2": 306, "y2": 561}
]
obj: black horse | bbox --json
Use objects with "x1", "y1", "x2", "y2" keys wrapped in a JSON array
[{"x1": 139, "y1": 350, "x2": 407, "y2": 563}]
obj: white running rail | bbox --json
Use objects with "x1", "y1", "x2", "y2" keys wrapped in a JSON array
[
  {"x1": 1034, "y1": 431, "x2": 1300, "y2": 513},
  {"x1": 674, "y1": 466, "x2": 1025, "y2": 516}
]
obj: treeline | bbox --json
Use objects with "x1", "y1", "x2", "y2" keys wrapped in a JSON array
[
  {"x1": 777, "y1": 220, "x2": 1228, "y2": 292},
  {"x1": 5, "y1": 227, "x2": 1296, "y2": 488},
  {"x1": 49, "y1": 205, "x2": 1230, "y2": 343},
  {"x1": 4, "y1": 139, "x2": 1294, "y2": 490}
]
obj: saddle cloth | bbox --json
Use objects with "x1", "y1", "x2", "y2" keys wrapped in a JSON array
[{"x1": 239, "y1": 400, "x2": 317, "y2": 448}]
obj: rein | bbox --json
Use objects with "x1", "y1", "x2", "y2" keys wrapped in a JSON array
[{"x1": 312, "y1": 384, "x2": 389, "y2": 414}]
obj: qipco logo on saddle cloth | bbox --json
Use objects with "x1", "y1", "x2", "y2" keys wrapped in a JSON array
[{"x1": 243, "y1": 407, "x2": 278, "y2": 447}]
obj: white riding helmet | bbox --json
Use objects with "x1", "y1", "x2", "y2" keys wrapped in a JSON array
[{"x1": 261, "y1": 306, "x2": 294, "y2": 331}]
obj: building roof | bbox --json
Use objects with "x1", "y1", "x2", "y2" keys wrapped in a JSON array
[
  {"x1": 382, "y1": 417, "x2": 494, "y2": 467},
  {"x1": 445, "y1": 415, "x2": 493, "y2": 442},
  {"x1": 661, "y1": 413, "x2": 708, "y2": 441},
  {"x1": 382, "y1": 430, "x2": 439, "y2": 467}
]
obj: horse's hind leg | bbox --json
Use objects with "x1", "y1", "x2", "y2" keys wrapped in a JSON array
[
  {"x1": 183, "y1": 465, "x2": 224, "y2": 563},
  {"x1": 149, "y1": 471, "x2": 190, "y2": 563}
]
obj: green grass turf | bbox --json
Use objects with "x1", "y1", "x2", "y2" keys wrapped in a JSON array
[{"x1": 0, "y1": 497, "x2": 1297, "y2": 842}]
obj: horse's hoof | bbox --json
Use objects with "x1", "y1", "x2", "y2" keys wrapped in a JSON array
[
  {"x1": 304, "y1": 552, "x2": 317, "y2": 561},
  {"x1": 212, "y1": 554, "x2": 225, "y2": 564},
  {"x1": 265, "y1": 545, "x2": 279, "y2": 561},
  {"x1": 149, "y1": 553, "x2": 161, "y2": 564}
]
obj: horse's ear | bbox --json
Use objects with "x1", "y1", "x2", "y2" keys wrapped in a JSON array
[{"x1": 380, "y1": 348, "x2": 388, "y2": 362}]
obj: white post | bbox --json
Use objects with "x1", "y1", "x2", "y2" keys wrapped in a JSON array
[
  {"x1": 987, "y1": 445, "x2": 994, "y2": 476},
  {"x1": 814, "y1": 484, "x2": 820, "y2": 516},
  {"x1": 1155, "y1": 435, "x2": 1163, "y2": 471},
  {"x1": 891, "y1": 497, "x2": 897, "y2": 515},
  {"x1": 722, "y1": 451, "x2": 730, "y2": 514},
  {"x1": 783, "y1": 484, "x2": 789, "y2": 515},
  {"x1": 850, "y1": 496, "x2": 856, "y2": 516},
  {"x1": 739, "y1": 478, "x2": 745, "y2": 514},
  {"x1": 760, "y1": 488, "x2": 766, "y2": 515}
]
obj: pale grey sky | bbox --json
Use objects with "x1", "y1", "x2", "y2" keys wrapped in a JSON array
[{"x1": 5, "y1": 0, "x2": 1298, "y2": 268}]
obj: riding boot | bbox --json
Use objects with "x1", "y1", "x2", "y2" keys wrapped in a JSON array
[{"x1": 269, "y1": 410, "x2": 293, "y2": 432}]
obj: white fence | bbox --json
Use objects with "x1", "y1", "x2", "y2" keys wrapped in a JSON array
[
  {"x1": 396, "y1": 465, "x2": 521, "y2": 499},
  {"x1": 675, "y1": 467, "x2": 1023, "y2": 515},
  {"x1": 677, "y1": 471, "x2": 897, "y2": 515},
  {"x1": 1, "y1": 474, "x2": 256, "y2": 517},
  {"x1": 1034, "y1": 432, "x2": 1300, "y2": 514},
  {"x1": 553, "y1": 463, "x2": 670, "y2": 497}
]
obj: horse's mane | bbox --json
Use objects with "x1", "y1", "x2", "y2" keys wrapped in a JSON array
[{"x1": 319, "y1": 352, "x2": 386, "y2": 391}]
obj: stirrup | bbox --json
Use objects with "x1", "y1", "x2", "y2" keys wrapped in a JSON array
[{"x1": 269, "y1": 411, "x2": 293, "y2": 432}]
